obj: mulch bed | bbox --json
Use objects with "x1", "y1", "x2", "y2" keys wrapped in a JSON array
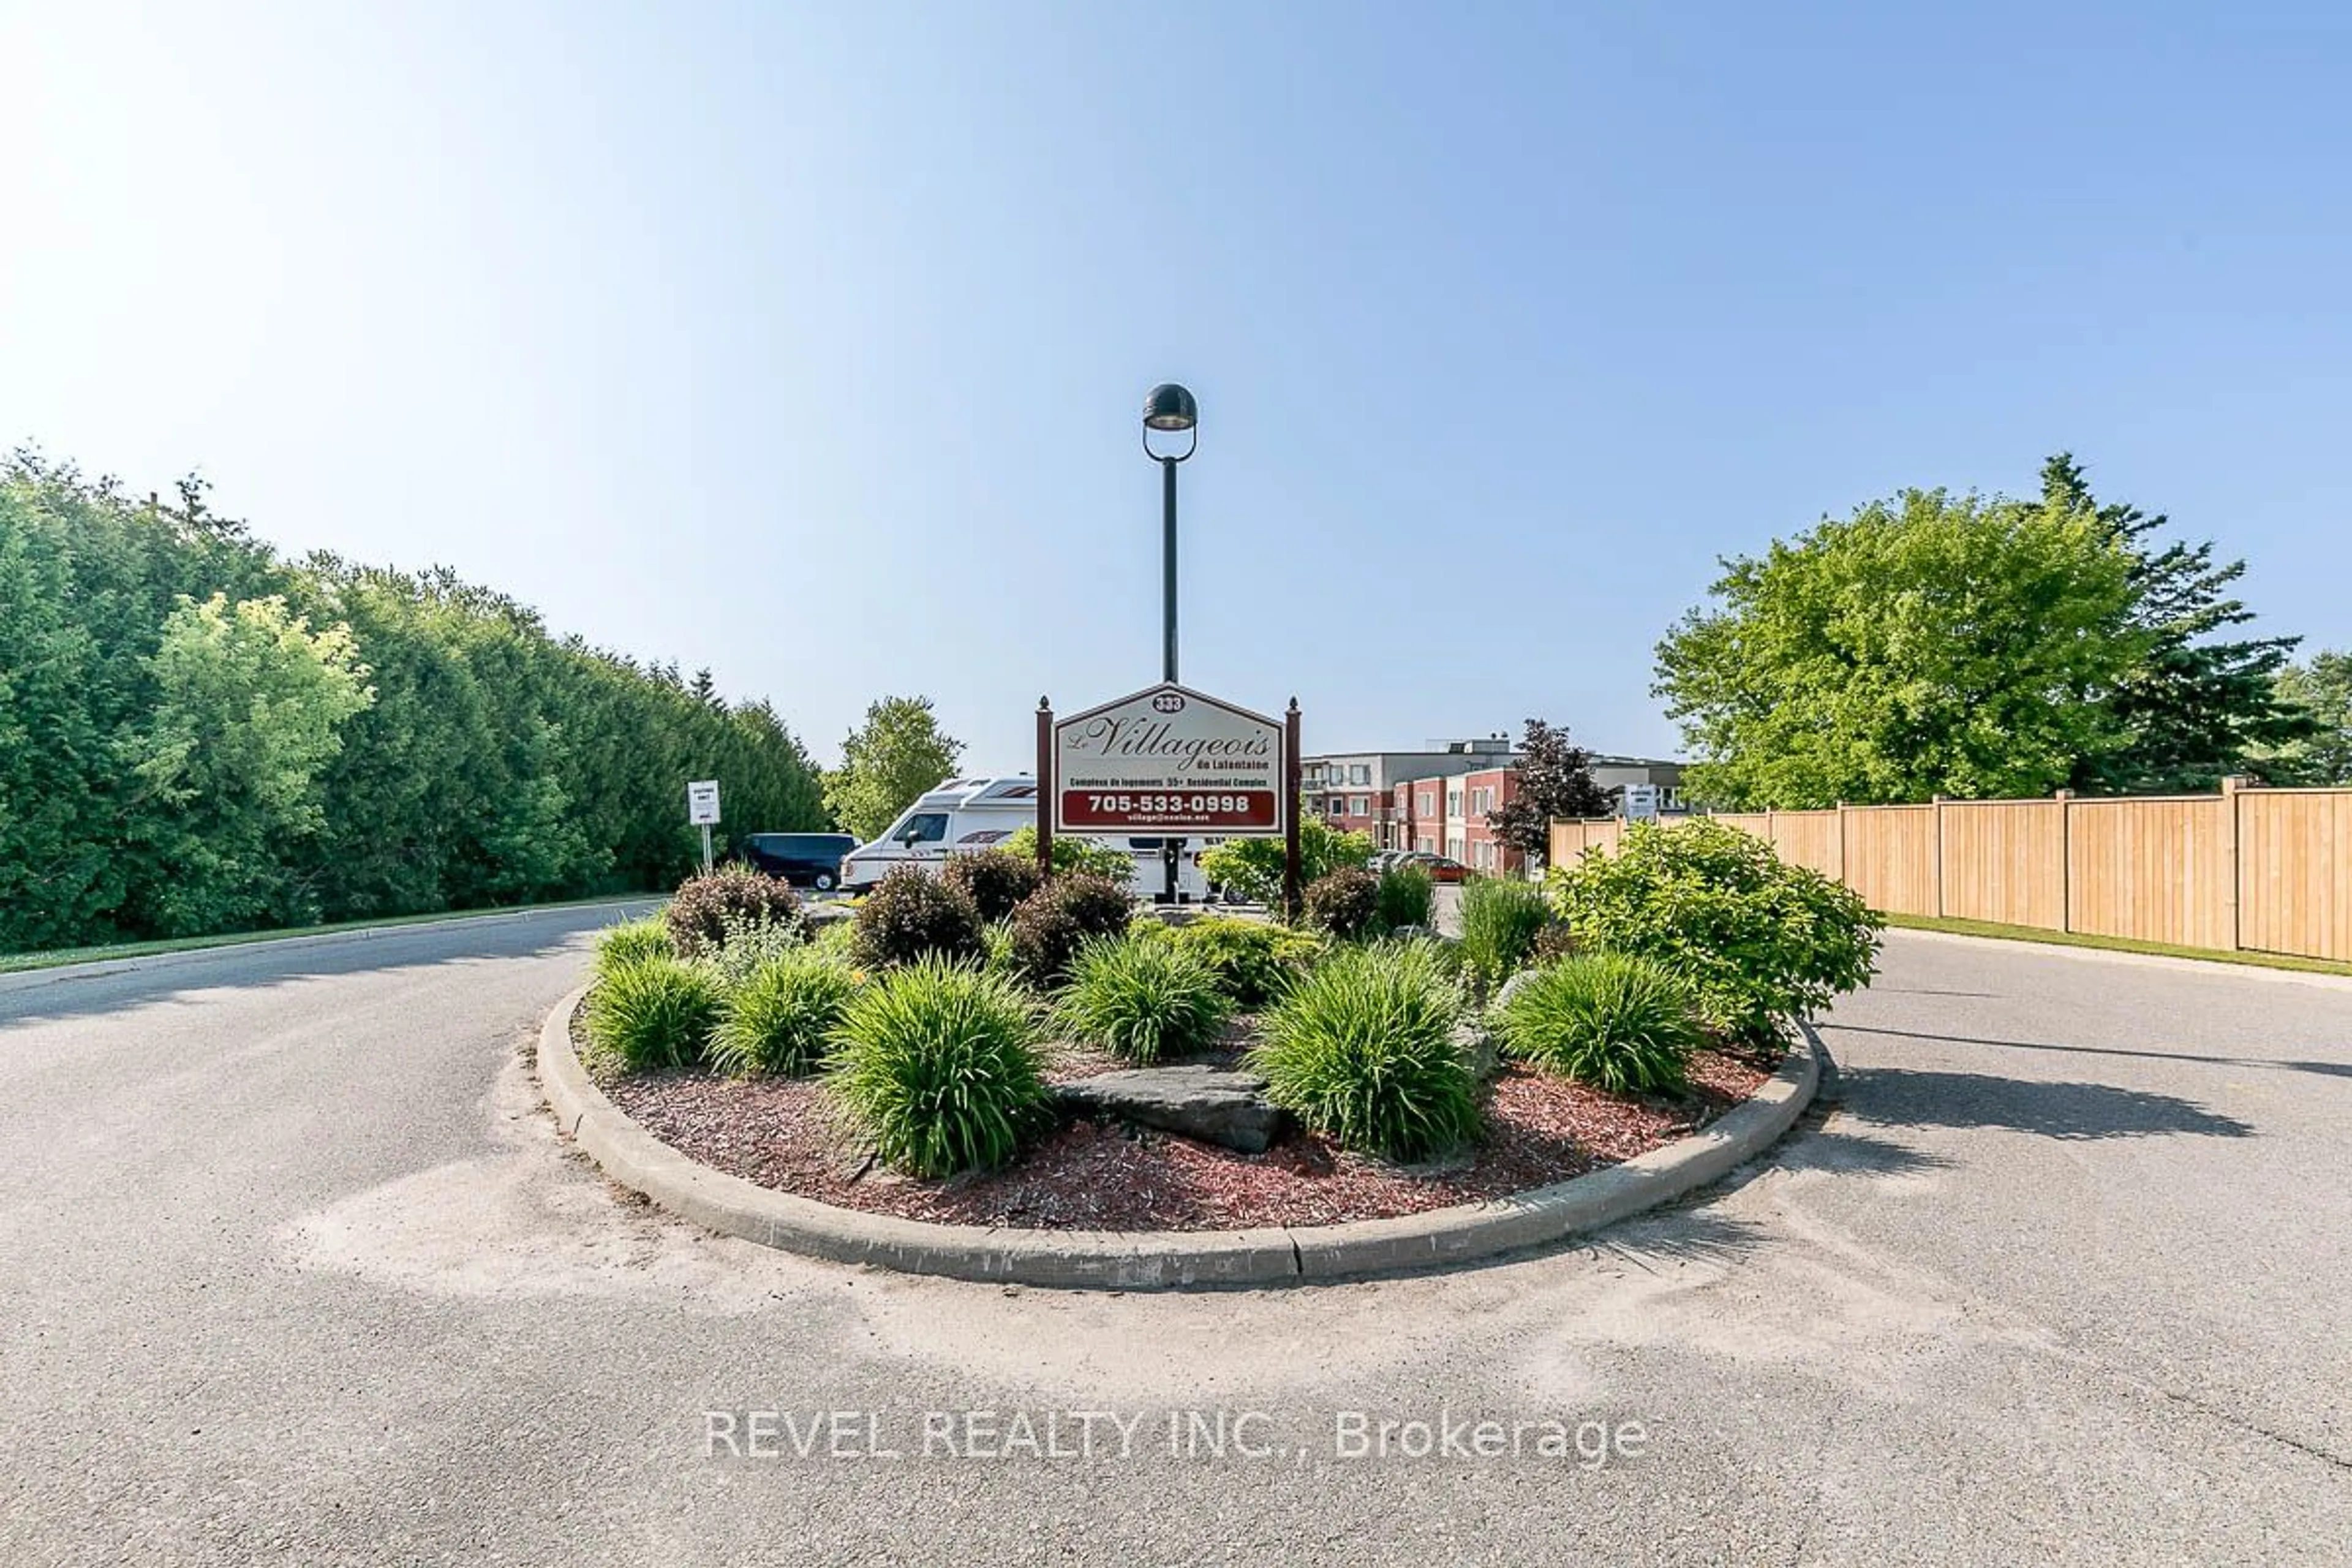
[{"x1": 589, "y1": 1013, "x2": 1779, "y2": 1232}]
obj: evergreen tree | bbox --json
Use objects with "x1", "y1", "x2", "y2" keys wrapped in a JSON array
[{"x1": 2044, "y1": 454, "x2": 2311, "y2": 793}]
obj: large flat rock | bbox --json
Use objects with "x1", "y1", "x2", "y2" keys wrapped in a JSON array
[{"x1": 1054, "y1": 1064, "x2": 1287, "y2": 1154}]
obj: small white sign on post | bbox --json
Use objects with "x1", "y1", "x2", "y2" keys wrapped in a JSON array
[
  {"x1": 1621, "y1": 783, "x2": 1661, "y2": 823},
  {"x1": 688, "y1": 779, "x2": 722, "y2": 875}
]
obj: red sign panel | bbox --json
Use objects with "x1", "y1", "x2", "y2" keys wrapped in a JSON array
[{"x1": 1058, "y1": 788, "x2": 1280, "y2": 831}]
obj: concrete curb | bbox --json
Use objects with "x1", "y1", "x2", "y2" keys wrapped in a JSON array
[
  {"x1": 540, "y1": 988, "x2": 1819, "y2": 1290},
  {"x1": 0, "y1": 899, "x2": 656, "y2": 997}
]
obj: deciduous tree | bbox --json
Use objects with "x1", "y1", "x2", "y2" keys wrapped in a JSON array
[
  {"x1": 824, "y1": 696, "x2": 964, "y2": 842},
  {"x1": 1654, "y1": 485, "x2": 2144, "y2": 808}
]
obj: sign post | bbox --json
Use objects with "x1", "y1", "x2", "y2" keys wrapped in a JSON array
[
  {"x1": 1034, "y1": 698, "x2": 1055, "y2": 879},
  {"x1": 687, "y1": 778, "x2": 722, "y2": 875},
  {"x1": 1053, "y1": 682, "x2": 1287, "y2": 903}
]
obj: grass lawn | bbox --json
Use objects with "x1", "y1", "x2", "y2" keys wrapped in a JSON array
[
  {"x1": 0, "y1": 894, "x2": 659, "y2": 976},
  {"x1": 1883, "y1": 913, "x2": 2352, "y2": 979}
]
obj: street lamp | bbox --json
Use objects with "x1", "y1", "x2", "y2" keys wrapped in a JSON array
[
  {"x1": 1142, "y1": 383, "x2": 1197, "y2": 683},
  {"x1": 1142, "y1": 383, "x2": 1198, "y2": 903}
]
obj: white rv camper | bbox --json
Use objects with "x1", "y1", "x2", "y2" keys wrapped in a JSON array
[{"x1": 837, "y1": 775, "x2": 1218, "y2": 900}]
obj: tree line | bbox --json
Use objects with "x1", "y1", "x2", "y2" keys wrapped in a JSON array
[
  {"x1": 1654, "y1": 453, "x2": 2348, "y2": 809},
  {"x1": 0, "y1": 453, "x2": 827, "y2": 954}
]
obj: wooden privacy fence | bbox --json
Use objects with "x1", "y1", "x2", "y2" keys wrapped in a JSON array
[{"x1": 1548, "y1": 782, "x2": 2352, "y2": 964}]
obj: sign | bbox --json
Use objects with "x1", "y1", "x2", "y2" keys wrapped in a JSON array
[
  {"x1": 1621, "y1": 783, "x2": 1660, "y2": 823},
  {"x1": 1053, "y1": 683, "x2": 1284, "y2": 835},
  {"x1": 687, "y1": 779, "x2": 722, "y2": 826}
]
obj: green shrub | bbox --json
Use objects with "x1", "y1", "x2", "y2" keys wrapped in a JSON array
[
  {"x1": 1055, "y1": 931, "x2": 1232, "y2": 1064},
  {"x1": 826, "y1": 957, "x2": 1052, "y2": 1177},
  {"x1": 708, "y1": 947, "x2": 859, "y2": 1077},
  {"x1": 585, "y1": 956, "x2": 723, "y2": 1072},
  {"x1": 1303, "y1": 865, "x2": 1381, "y2": 938},
  {"x1": 591, "y1": 916, "x2": 671, "y2": 981},
  {"x1": 942, "y1": 850, "x2": 1044, "y2": 923},
  {"x1": 1547, "y1": 820, "x2": 1882, "y2": 1044},
  {"x1": 1172, "y1": 916, "x2": 1322, "y2": 1008},
  {"x1": 1374, "y1": 862, "x2": 1435, "y2": 933},
  {"x1": 809, "y1": 916, "x2": 859, "y2": 961},
  {"x1": 1008, "y1": 872, "x2": 1135, "y2": 987},
  {"x1": 1000, "y1": 825, "x2": 1136, "y2": 884},
  {"x1": 1250, "y1": 943, "x2": 1478, "y2": 1161},
  {"x1": 1197, "y1": 818, "x2": 1372, "y2": 904},
  {"x1": 852, "y1": 865, "x2": 986, "y2": 970},
  {"x1": 665, "y1": 866, "x2": 801, "y2": 959},
  {"x1": 703, "y1": 908, "x2": 812, "y2": 988},
  {"x1": 1531, "y1": 923, "x2": 1583, "y2": 968},
  {"x1": 1458, "y1": 875, "x2": 1551, "y2": 989},
  {"x1": 1493, "y1": 952, "x2": 1703, "y2": 1094}
]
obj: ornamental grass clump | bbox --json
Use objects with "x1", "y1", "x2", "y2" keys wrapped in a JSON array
[
  {"x1": 584, "y1": 955, "x2": 723, "y2": 1072},
  {"x1": 1547, "y1": 820, "x2": 1882, "y2": 1045},
  {"x1": 826, "y1": 957, "x2": 1052, "y2": 1178},
  {"x1": 1458, "y1": 875, "x2": 1552, "y2": 990},
  {"x1": 1374, "y1": 862, "x2": 1436, "y2": 933},
  {"x1": 1492, "y1": 952, "x2": 1703, "y2": 1095},
  {"x1": 707, "y1": 947, "x2": 859, "y2": 1077},
  {"x1": 1055, "y1": 930, "x2": 1232, "y2": 1065},
  {"x1": 1250, "y1": 942, "x2": 1479, "y2": 1161},
  {"x1": 591, "y1": 916, "x2": 672, "y2": 981}
]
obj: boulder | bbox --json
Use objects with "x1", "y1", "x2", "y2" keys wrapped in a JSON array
[{"x1": 1054, "y1": 1065, "x2": 1287, "y2": 1154}]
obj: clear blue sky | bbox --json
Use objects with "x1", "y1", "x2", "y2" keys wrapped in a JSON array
[{"x1": 7, "y1": 1, "x2": 2348, "y2": 770}]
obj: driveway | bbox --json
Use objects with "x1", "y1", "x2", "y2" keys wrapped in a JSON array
[{"x1": 2, "y1": 919, "x2": 2345, "y2": 1565}]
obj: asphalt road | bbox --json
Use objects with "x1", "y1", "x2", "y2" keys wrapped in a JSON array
[{"x1": 4, "y1": 913, "x2": 2348, "y2": 1566}]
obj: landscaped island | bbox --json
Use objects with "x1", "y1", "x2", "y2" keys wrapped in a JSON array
[{"x1": 573, "y1": 822, "x2": 1881, "y2": 1233}]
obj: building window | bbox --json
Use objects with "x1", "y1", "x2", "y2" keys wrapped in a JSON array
[
  {"x1": 1349, "y1": 764, "x2": 1371, "y2": 786},
  {"x1": 1417, "y1": 791, "x2": 1434, "y2": 816},
  {"x1": 1417, "y1": 836, "x2": 1435, "y2": 854},
  {"x1": 1446, "y1": 786, "x2": 1463, "y2": 818},
  {"x1": 1351, "y1": 796, "x2": 1368, "y2": 815}
]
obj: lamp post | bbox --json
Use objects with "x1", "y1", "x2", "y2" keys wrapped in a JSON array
[
  {"x1": 1142, "y1": 382, "x2": 1197, "y2": 901},
  {"x1": 1142, "y1": 382, "x2": 1197, "y2": 682}
]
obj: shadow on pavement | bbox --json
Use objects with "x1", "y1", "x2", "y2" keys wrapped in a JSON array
[
  {"x1": 0, "y1": 905, "x2": 652, "y2": 1030},
  {"x1": 1836, "y1": 1066, "x2": 2256, "y2": 1141},
  {"x1": 1770, "y1": 1123, "x2": 1956, "y2": 1178},
  {"x1": 1828, "y1": 1022, "x2": 2352, "y2": 1082}
]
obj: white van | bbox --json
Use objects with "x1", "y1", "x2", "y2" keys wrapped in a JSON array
[{"x1": 839, "y1": 775, "x2": 1219, "y2": 900}]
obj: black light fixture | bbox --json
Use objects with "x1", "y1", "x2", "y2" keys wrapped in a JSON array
[{"x1": 1143, "y1": 382, "x2": 1198, "y2": 434}]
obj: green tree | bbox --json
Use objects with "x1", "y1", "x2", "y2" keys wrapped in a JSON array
[
  {"x1": 2043, "y1": 455, "x2": 2311, "y2": 794},
  {"x1": 1197, "y1": 818, "x2": 1372, "y2": 904},
  {"x1": 1485, "y1": 718, "x2": 1611, "y2": 861},
  {"x1": 124, "y1": 593, "x2": 374, "y2": 933},
  {"x1": 824, "y1": 696, "x2": 963, "y2": 841},
  {"x1": 1655, "y1": 486, "x2": 2144, "y2": 809},
  {"x1": 2268, "y1": 652, "x2": 2352, "y2": 785}
]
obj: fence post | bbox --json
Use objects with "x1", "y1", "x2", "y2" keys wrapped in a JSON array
[
  {"x1": 2054, "y1": 790, "x2": 2073, "y2": 933},
  {"x1": 1932, "y1": 796, "x2": 1948, "y2": 918},
  {"x1": 1834, "y1": 801, "x2": 1849, "y2": 884},
  {"x1": 2222, "y1": 775, "x2": 2246, "y2": 951}
]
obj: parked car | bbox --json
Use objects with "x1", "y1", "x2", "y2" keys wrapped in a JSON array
[
  {"x1": 1393, "y1": 851, "x2": 1469, "y2": 883},
  {"x1": 734, "y1": 831, "x2": 860, "y2": 891}
]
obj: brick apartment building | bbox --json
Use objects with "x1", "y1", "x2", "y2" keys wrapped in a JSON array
[
  {"x1": 1387, "y1": 754, "x2": 1689, "y2": 875},
  {"x1": 1300, "y1": 737, "x2": 1516, "y2": 849}
]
